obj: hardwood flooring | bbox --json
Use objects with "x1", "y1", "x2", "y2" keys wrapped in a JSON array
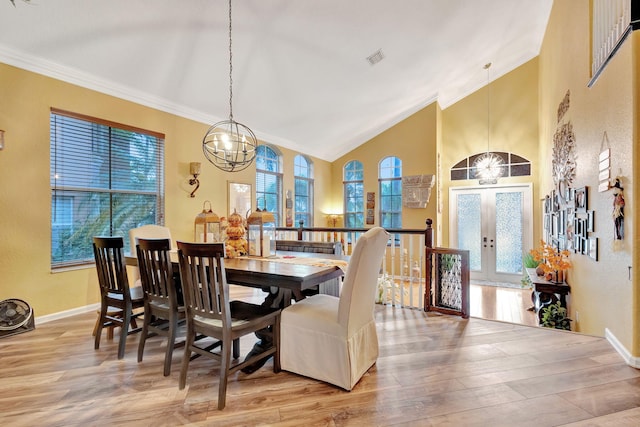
[
  {"x1": 470, "y1": 283, "x2": 539, "y2": 327},
  {"x1": 2, "y1": 286, "x2": 639, "y2": 426}
]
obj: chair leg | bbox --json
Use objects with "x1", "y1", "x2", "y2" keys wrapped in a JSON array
[
  {"x1": 232, "y1": 338, "x2": 240, "y2": 359},
  {"x1": 92, "y1": 310, "x2": 101, "y2": 337},
  {"x1": 118, "y1": 308, "x2": 131, "y2": 360},
  {"x1": 179, "y1": 326, "x2": 195, "y2": 390},
  {"x1": 137, "y1": 310, "x2": 151, "y2": 363},
  {"x1": 94, "y1": 308, "x2": 121, "y2": 342},
  {"x1": 273, "y1": 316, "x2": 281, "y2": 373},
  {"x1": 164, "y1": 317, "x2": 177, "y2": 376},
  {"x1": 218, "y1": 338, "x2": 232, "y2": 410},
  {"x1": 94, "y1": 303, "x2": 107, "y2": 350}
]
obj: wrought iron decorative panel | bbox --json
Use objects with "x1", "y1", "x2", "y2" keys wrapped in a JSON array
[{"x1": 424, "y1": 247, "x2": 469, "y2": 318}]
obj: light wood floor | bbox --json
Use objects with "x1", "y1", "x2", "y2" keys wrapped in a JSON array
[
  {"x1": 470, "y1": 283, "x2": 539, "y2": 327},
  {"x1": 2, "y1": 286, "x2": 640, "y2": 426}
]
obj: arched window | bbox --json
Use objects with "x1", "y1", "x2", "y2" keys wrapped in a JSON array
[
  {"x1": 294, "y1": 154, "x2": 314, "y2": 227},
  {"x1": 256, "y1": 145, "x2": 282, "y2": 225},
  {"x1": 379, "y1": 156, "x2": 402, "y2": 229},
  {"x1": 450, "y1": 152, "x2": 531, "y2": 181},
  {"x1": 343, "y1": 160, "x2": 364, "y2": 228}
]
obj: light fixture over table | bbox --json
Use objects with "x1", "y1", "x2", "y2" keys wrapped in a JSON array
[
  {"x1": 202, "y1": 0, "x2": 257, "y2": 172},
  {"x1": 473, "y1": 62, "x2": 505, "y2": 185}
]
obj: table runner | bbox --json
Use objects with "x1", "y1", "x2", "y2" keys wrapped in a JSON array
[{"x1": 239, "y1": 255, "x2": 349, "y2": 274}]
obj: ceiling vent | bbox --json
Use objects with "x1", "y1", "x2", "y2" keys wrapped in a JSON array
[{"x1": 366, "y1": 49, "x2": 385, "y2": 66}]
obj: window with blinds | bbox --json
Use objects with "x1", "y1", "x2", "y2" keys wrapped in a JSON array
[
  {"x1": 294, "y1": 154, "x2": 314, "y2": 227},
  {"x1": 255, "y1": 145, "x2": 282, "y2": 225},
  {"x1": 343, "y1": 160, "x2": 364, "y2": 228},
  {"x1": 379, "y1": 156, "x2": 402, "y2": 229},
  {"x1": 50, "y1": 109, "x2": 165, "y2": 268}
]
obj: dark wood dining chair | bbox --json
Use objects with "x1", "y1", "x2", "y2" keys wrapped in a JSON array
[
  {"x1": 128, "y1": 224, "x2": 173, "y2": 287},
  {"x1": 176, "y1": 241, "x2": 281, "y2": 410},
  {"x1": 93, "y1": 236, "x2": 144, "y2": 359},
  {"x1": 136, "y1": 237, "x2": 185, "y2": 376}
]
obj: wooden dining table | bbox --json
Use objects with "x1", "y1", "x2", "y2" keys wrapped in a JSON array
[{"x1": 126, "y1": 250, "x2": 347, "y2": 307}]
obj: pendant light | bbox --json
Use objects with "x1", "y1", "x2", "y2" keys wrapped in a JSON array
[
  {"x1": 473, "y1": 62, "x2": 504, "y2": 184},
  {"x1": 202, "y1": 0, "x2": 257, "y2": 172}
]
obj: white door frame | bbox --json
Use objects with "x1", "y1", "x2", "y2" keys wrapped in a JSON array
[{"x1": 449, "y1": 183, "x2": 533, "y2": 283}]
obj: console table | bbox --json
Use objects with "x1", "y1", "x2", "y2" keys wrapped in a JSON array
[{"x1": 526, "y1": 268, "x2": 571, "y2": 323}]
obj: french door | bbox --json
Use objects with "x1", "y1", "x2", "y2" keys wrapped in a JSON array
[{"x1": 449, "y1": 184, "x2": 533, "y2": 283}]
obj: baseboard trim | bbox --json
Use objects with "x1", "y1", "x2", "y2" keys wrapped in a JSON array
[
  {"x1": 35, "y1": 303, "x2": 100, "y2": 325},
  {"x1": 605, "y1": 327, "x2": 640, "y2": 369}
]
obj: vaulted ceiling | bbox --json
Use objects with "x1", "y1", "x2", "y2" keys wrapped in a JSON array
[{"x1": 0, "y1": 0, "x2": 552, "y2": 161}]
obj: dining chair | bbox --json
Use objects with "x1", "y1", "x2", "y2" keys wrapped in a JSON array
[
  {"x1": 128, "y1": 224, "x2": 173, "y2": 287},
  {"x1": 93, "y1": 236, "x2": 145, "y2": 359},
  {"x1": 280, "y1": 226, "x2": 389, "y2": 390},
  {"x1": 176, "y1": 241, "x2": 281, "y2": 410},
  {"x1": 136, "y1": 237, "x2": 185, "y2": 376}
]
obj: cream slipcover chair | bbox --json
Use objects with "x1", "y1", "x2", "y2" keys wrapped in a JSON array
[
  {"x1": 128, "y1": 224, "x2": 173, "y2": 286},
  {"x1": 280, "y1": 226, "x2": 389, "y2": 390}
]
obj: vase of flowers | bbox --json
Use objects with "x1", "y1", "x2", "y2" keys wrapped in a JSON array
[{"x1": 529, "y1": 240, "x2": 571, "y2": 284}]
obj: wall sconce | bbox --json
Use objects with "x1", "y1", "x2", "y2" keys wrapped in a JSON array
[
  {"x1": 189, "y1": 162, "x2": 201, "y2": 198},
  {"x1": 327, "y1": 214, "x2": 340, "y2": 227},
  {"x1": 0, "y1": 130, "x2": 5, "y2": 150}
]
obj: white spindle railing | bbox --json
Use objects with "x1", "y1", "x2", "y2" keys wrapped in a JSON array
[
  {"x1": 592, "y1": 0, "x2": 631, "y2": 78},
  {"x1": 275, "y1": 227, "x2": 428, "y2": 309}
]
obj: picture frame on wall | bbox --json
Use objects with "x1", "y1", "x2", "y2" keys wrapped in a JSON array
[
  {"x1": 544, "y1": 195, "x2": 551, "y2": 214},
  {"x1": 587, "y1": 210, "x2": 594, "y2": 232},
  {"x1": 551, "y1": 189, "x2": 560, "y2": 213},
  {"x1": 227, "y1": 181, "x2": 253, "y2": 218},
  {"x1": 557, "y1": 234, "x2": 566, "y2": 251},
  {"x1": 588, "y1": 237, "x2": 598, "y2": 261},
  {"x1": 575, "y1": 186, "x2": 588, "y2": 213}
]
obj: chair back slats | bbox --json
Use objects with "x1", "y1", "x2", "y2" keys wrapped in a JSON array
[
  {"x1": 93, "y1": 236, "x2": 130, "y2": 299},
  {"x1": 136, "y1": 238, "x2": 177, "y2": 307},
  {"x1": 177, "y1": 242, "x2": 230, "y2": 326}
]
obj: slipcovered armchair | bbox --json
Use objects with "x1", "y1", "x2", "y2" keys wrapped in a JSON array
[{"x1": 280, "y1": 226, "x2": 389, "y2": 390}]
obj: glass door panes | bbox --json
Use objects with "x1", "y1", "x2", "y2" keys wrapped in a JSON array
[{"x1": 450, "y1": 185, "x2": 532, "y2": 283}]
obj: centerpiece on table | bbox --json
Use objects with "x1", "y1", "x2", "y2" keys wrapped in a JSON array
[
  {"x1": 529, "y1": 240, "x2": 571, "y2": 284},
  {"x1": 224, "y1": 210, "x2": 248, "y2": 258}
]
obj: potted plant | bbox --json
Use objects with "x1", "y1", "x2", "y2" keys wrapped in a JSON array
[
  {"x1": 521, "y1": 253, "x2": 540, "y2": 288},
  {"x1": 540, "y1": 301, "x2": 572, "y2": 330}
]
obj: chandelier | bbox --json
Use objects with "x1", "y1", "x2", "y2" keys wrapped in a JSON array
[
  {"x1": 202, "y1": 0, "x2": 257, "y2": 172},
  {"x1": 473, "y1": 62, "x2": 504, "y2": 184}
]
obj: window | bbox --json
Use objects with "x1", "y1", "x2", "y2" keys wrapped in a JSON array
[
  {"x1": 343, "y1": 160, "x2": 364, "y2": 228},
  {"x1": 294, "y1": 155, "x2": 313, "y2": 227},
  {"x1": 379, "y1": 156, "x2": 402, "y2": 229},
  {"x1": 450, "y1": 152, "x2": 531, "y2": 181},
  {"x1": 255, "y1": 145, "x2": 282, "y2": 225},
  {"x1": 50, "y1": 109, "x2": 164, "y2": 268}
]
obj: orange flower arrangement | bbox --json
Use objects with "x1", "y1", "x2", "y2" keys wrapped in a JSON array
[{"x1": 529, "y1": 240, "x2": 571, "y2": 275}]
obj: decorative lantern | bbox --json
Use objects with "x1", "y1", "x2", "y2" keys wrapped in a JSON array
[
  {"x1": 194, "y1": 200, "x2": 221, "y2": 242},
  {"x1": 247, "y1": 208, "x2": 276, "y2": 257}
]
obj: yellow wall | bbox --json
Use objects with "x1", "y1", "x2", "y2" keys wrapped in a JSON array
[
  {"x1": 330, "y1": 103, "x2": 439, "y2": 231},
  {"x1": 633, "y1": 30, "x2": 640, "y2": 357},
  {"x1": 440, "y1": 58, "x2": 541, "y2": 247},
  {"x1": 538, "y1": 0, "x2": 635, "y2": 348},
  {"x1": 0, "y1": 63, "x2": 331, "y2": 317}
]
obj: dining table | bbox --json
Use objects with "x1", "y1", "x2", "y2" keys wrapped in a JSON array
[{"x1": 126, "y1": 250, "x2": 347, "y2": 308}]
